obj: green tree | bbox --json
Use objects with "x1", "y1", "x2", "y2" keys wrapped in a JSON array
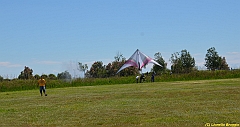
[
  {"x1": 114, "y1": 52, "x2": 125, "y2": 62},
  {"x1": 220, "y1": 57, "x2": 230, "y2": 70},
  {"x1": 112, "y1": 52, "x2": 126, "y2": 76},
  {"x1": 172, "y1": 60, "x2": 183, "y2": 73},
  {"x1": 57, "y1": 71, "x2": 72, "y2": 80},
  {"x1": 88, "y1": 61, "x2": 105, "y2": 78},
  {"x1": 105, "y1": 63, "x2": 114, "y2": 77},
  {"x1": 41, "y1": 74, "x2": 48, "y2": 79},
  {"x1": 105, "y1": 61, "x2": 125, "y2": 77},
  {"x1": 48, "y1": 74, "x2": 57, "y2": 80},
  {"x1": 152, "y1": 52, "x2": 167, "y2": 74},
  {"x1": 205, "y1": 47, "x2": 222, "y2": 71},
  {"x1": 18, "y1": 66, "x2": 34, "y2": 79},
  {"x1": 34, "y1": 74, "x2": 40, "y2": 79},
  {"x1": 170, "y1": 52, "x2": 182, "y2": 73},
  {"x1": 170, "y1": 49, "x2": 195, "y2": 73},
  {"x1": 181, "y1": 49, "x2": 195, "y2": 73},
  {"x1": 87, "y1": 53, "x2": 139, "y2": 78},
  {"x1": 78, "y1": 62, "x2": 88, "y2": 78}
]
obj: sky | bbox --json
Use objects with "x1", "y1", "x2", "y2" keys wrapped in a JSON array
[{"x1": 1, "y1": 0, "x2": 240, "y2": 78}]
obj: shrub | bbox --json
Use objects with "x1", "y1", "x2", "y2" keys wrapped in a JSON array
[{"x1": 0, "y1": 70, "x2": 240, "y2": 92}]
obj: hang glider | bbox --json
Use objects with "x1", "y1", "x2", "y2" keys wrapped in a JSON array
[{"x1": 116, "y1": 49, "x2": 161, "y2": 74}]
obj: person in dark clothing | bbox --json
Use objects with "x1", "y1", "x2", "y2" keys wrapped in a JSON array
[
  {"x1": 140, "y1": 73, "x2": 145, "y2": 83},
  {"x1": 151, "y1": 73, "x2": 155, "y2": 82}
]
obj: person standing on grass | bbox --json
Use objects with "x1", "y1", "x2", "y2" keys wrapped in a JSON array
[
  {"x1": 151, "y1": 73, "x2": 155, "y2": 82},
  {"x1": 151, "y1": 71, "x2": 156, "y2": 82},
  {"x1": 136, "y1": 75, "x2": 139, "y2": 83},
  {"x1": 38, "y1": 76, "x2": 47, "y2": 96},
  {"x1": 140, "y1": 73, "x2": 145, "y2": 83}
]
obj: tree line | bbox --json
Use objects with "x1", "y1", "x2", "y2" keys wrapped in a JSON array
[
  {"x1": 84, "y1": 47, "x2": 230, "y2": 78},
  {"x1": 0, "y1": 47, "x2": 231, "y2": 81}
]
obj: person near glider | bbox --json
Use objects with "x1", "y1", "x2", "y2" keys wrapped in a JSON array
[
  {"x1": 136, "y1": 75, "x2": 139, "y2": 83},
  {"x1": 116, "y1": 49, "x2": 161, "y2": 74},
  {"x1": 140, "y1": 73, "x2": 145, "y2": 83},
  {"x1": 151, "y1": 72, "x2": 155, "y2": 82},
  {"x1": 38, "y1": 76, "x2": 47, "y2": 96}
]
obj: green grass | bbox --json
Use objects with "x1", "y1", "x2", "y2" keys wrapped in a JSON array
[{"x1": 0, "y1": 78, "x2": 239, "y2": 126}]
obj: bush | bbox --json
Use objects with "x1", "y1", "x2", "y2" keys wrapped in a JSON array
[{"x1": 0, "y1": 70, "x2": 240, "y2": 92}]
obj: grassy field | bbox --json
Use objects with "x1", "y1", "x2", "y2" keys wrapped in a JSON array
[{"x1": 0, "y1": 78, "x2": 239, "y2": 127}]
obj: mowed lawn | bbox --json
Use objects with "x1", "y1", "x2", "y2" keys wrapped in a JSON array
[{"x1": 0, "y1": 78, "x2": 239, "y2": 127}]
